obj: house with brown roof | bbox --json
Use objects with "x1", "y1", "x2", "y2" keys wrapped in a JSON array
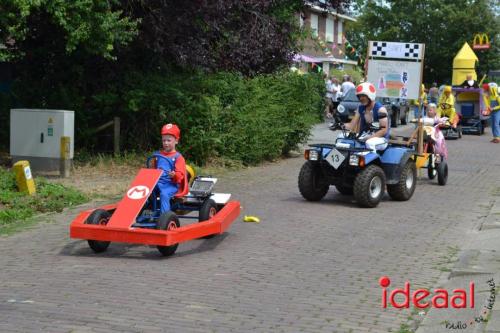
[{"x1": 295, "y1": 1, "x2": 358, "y2": 74}]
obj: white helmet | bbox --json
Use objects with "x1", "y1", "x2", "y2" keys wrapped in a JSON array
[{"x1": 355, "y1": 82, "x2": 376, "y2": 101}]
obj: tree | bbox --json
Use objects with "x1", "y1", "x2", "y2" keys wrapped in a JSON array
[
  {"x1": 348, "y1": 0, "x2": 500, "y2": 84},
  {"x1": 0, "y1": 0, "x2": 138, "y2": 61},
  {"x1": 122, "y1": 0, "x2": 353, "y2": 75}
]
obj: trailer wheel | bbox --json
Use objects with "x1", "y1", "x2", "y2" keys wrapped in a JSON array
[
  {"x1": 199, "y1": 199, "x2": 217, "y2": 239},
  {"x1": 387, "y1": 160, "x2": 417, "y2": 201},
  {"x1": 157, "y1": 212, "x2": 180, "y2": 256},
  {"x1": 298, "y1": 161, "x2": 329, "y2": 201},
  {"x1": 353, "y1": 165, "x2": 386, "y2": 208},
  {"x1": 437, "y1": 160, "x2": 448, "y2": 186},
  {"x1": 85, "y1": 209, "x2": 111, "y2": 253}
]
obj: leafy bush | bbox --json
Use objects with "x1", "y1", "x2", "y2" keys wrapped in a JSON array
[
  {"x1": 0, "y1": 168, "x2": 88, "y2": 228},
  {"x1": 2, "y1": 68, "x2": 324, "y2": 166},
  {"x1": 111, "y1": 70, "x2": 324, "y2": 165}
]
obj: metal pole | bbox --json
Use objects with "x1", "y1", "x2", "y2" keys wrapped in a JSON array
[
  {"x1": 114, "y1": 117, "x2": 120, "y2": 156},
  {"x1": 60, "y1": 136, "x2": 71, "y2": 178}
]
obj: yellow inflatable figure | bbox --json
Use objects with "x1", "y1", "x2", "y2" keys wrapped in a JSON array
[{"x1": 437, "y1": 86, "x2": 458, "y2": 128}]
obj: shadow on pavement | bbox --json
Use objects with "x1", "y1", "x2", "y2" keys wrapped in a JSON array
[{"x1": 59, "y1": 233, "x2": 229, "y2": 259}]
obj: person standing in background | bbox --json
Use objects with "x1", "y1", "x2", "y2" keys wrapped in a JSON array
[{"x1": 428, "y1": 82, "x2": 439, "y2": 104}]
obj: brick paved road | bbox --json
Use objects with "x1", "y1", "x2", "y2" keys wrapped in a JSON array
[{"x1": 1, "y1": 123, "x2": 499, "y2": 333}]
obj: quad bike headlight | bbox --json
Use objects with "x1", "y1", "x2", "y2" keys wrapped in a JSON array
[
  {"x1": 349, "y1": 154, "x2": 365, "y2": 167},
  {"x1": 337, "y1": 104, "x2": 345, "y2": 114},
  {"x1": 308, "y1": 150, "x2": 319, "y2": 161}
]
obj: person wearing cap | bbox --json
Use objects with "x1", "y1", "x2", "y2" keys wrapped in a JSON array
[
  {"x1": 154, "y1": 124, "x2": 186, "y2": 213},
  {"x1": 482, "y1": 83, "x2": 500, "y2": 143},
  {"x1": 343, "y1": 82, "x2": 390, "y2": 151},
  {"x1": 437, "y1": 86, "x2": 458, "y2": 128}
]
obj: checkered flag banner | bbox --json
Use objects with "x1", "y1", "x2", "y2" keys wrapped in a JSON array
[{"x1": 369, "y1": 41, "x2": 424, "y2": 60}]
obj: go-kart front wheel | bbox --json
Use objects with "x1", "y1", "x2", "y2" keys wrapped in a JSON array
[
  {"x1": 298, "y1": 161, "x2": 329, "y2": 201},
  {"x1": 157, "y1": 212, "x2": 180, "y2": 256},
  {"x1": 354, "y1": 165, "x2": 386, "y2": 208},
  {"x1": 199, "y1": 199, "x2": 217, "y2": 239},
  {"x1": 85, "y1": 209, "x2": 111, "y2": 253},
  {"x1": 387, "y1": 160, "x2": 417, "y2": 201}
]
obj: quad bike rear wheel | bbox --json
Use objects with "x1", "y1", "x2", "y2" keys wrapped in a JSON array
[{"x1": 387, "y1": 160, "x2": 417, "y2": 201}]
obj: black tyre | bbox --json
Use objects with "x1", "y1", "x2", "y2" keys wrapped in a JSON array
[
  {"x1": 427, "y1": 155, "x2": 437, "y2": 180},
  {"x1": 85, "y1": 209, "x2": 111, "y2": 253},
  {"x1": 335, "y1": 185, "x2": 353, "y2": 195},
  {"x1": 298, "y1": 161, "x2": 329, "y2": 201},
  {"x1": 387, "y1": 160, "x2": 417, "y2": 201},
  {"x1": 353, "y1": 165, "x2": 386, "y2": 208},
  {"x1": 437, "y1": 160, "x2": 448, "y2": 186},
  {"x1": 199, "y1": 199, "x2": 217, "y2": 239},
  {"x1": 157, "y1": 212, "x2": 180, "y2": 256},
  {"x1": 458, "y1": 125, "x2": 463, "y2": 138},
  {"x1": 476, "y1": 122, "x2": 483, "y2": 136}
]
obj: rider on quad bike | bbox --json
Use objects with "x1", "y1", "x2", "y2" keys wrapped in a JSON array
[{"x1": 342, "y1": 82, "x2": 391, "y2": 151}]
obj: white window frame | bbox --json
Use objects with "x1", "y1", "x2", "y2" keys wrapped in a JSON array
[
  {"x1": 337, "y1": 19, "x2": 343, "y2": 44},
  {"x1": 310, "y1": 13, "x2": 318, "y2": 37},
  {"x1": 326, "y1": 17, "x2": 334, "y2": 42}
]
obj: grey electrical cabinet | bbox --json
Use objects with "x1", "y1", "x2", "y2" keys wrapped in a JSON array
[{"x1": 10, "y1": 109, "x2": 74, "y2": 171}]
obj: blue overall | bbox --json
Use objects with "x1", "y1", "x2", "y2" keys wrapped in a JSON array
[
  {"x1": 154, "y1": 152, "x2": 180, "y2": 213},
  {"x1": 358, "y1": 102, "x2": 391, "y2": 139},
  {"x1": 491, "y1": 100, "x2": 500, "y2": 138}
]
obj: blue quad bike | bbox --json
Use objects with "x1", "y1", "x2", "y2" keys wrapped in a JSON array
[{"x1": 299, "y1": 115, "x2": 418, "y2": 208}]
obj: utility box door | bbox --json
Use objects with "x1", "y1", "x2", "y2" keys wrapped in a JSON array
[{"x1": 10, "y1": 109, "x2": 74, "y2": 159}]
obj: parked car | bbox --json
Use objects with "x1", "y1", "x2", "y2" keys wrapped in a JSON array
[{"x1": 378, "y1": 97, "x2": 410, "y2": 128}]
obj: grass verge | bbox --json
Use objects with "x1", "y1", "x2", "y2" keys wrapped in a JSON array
[{"x1": 0, "y1": 167, "x2": 89, "y2": 235}]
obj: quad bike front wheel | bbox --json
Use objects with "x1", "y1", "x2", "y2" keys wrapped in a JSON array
[
  {"x1": 354, "y1": 165, "x2": 386, "y2": 208},
  {"x1": 157, "y1": 212, "x2": 180, "y2": 256},
  {"x1": 298, "y1": 161, "x2": 329, "y2": 201},
  {"x1": 85, "y1": 209, "x2": 111, "y2": 253}
]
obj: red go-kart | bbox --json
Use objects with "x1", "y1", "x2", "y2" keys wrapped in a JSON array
[{"x1": 70, "y1": 155, "x2": 241, "y2": 256}]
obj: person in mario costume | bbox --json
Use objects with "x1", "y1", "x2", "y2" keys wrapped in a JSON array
[{"x1": 154, "y1": 124, "x2": 186, "y2": 213}]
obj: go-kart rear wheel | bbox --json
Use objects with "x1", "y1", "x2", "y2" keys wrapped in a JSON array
[
  {"x1": 298, "y1": 161, "x2": 329, "y2": 201},
  {"x1": 199, "y1": 199, "x2": 217, "y2": 239},
  {"x1": 354, "y1": 165, "x2": 386, "y2": 208},
  {"x1": 335, "y1": 185, "x2": 353, "y2": 195},
  {"x1": 85, "y1": 209, "x2": 111, "y2": 253},
  {"x1": 387, "y1": 160, "x2": 417, "y2": 201},
  {"x1": 157, "y1": 212, "x2": 180, "y2": 256},
  {"x1": 437, "y1": 160, "x2": 448, "y2": 186}
]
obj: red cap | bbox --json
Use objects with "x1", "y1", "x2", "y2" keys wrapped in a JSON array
[
  {"x1": 161, "y1": 124, "x2": 180, "y2": 139},
  {"x1": 483, "y1": 83, "x2": 490, "y2": 91}
]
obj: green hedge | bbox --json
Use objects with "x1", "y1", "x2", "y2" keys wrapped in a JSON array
[
  {"x1": 102, "y1": 70, "x2": 324, "y2": 165},
  {"x1": 2, "y1": 69, "x2": 325, "y2": 166}
]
